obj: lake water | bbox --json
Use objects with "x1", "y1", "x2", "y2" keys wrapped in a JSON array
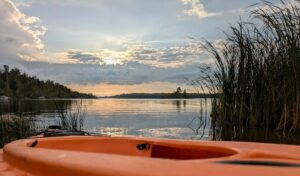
[
  {"x1": 0, "y1": 99, "x2": 211, "y2": 140},
  {"x1": 1, "y1": 98, "x2": 300, "y2": 144},
  {"x1": 82, "y1": 99, "x2": 210, "y2": 139}
]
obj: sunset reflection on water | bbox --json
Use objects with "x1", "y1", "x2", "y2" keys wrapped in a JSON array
[{"x1": 79, "y1": 99, "x2": 212, "y2": 139}]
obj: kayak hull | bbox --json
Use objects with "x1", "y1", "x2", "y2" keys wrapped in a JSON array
[{"x1": 1, "y1": 136, "x2": 300, "y2": 176}]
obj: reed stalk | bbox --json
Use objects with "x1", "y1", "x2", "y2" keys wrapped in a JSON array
[
  {"x1": 0, "y1": 114, "x2": 36, "y2": 147},
  {"x1": 197, "y1": 1, "x2": 300, "y2": 134}
]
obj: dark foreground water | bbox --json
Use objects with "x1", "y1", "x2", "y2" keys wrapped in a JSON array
[{"x1": 1, "y1": 98, "x2": 300, "y2": 145}]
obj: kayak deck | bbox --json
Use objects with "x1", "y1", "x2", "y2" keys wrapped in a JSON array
[
  {"x1": 1, "y1": 136, "x2": 300, "y2": 176},
  {"x1": 33, "y1": 137, "x2": 237, "y2": 159}
]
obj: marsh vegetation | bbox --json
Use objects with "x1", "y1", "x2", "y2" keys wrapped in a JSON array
[
  {"x1": 0, "y1": 113, "x2": 36, "y2": 148},
  {"x1": 194, "y1": 2, "x2": 300, "y2": 135},
  {"x1": 0, "y1": 99, "x2": 87, "y2": 147},
  {"x1": 54, "y1": 100, "x2": 87, "y2": 131}
]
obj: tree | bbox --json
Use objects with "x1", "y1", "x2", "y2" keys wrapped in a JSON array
[
  {"x1": 183, "y1": 89, "x2": 187, "y2": 98},
  {"x1": 172, "y1": 87, "x2": 182, "y2": 98},
  {"x1": 3, "y1": 65, "x2": 9, "y2": 74},
  {"x1": 176, "y1": 87, "x2": 182, "y2": 94},
  {"x1": 3, "y1": 65, "x2": 10, "y2": 96},
  {"x1": 0, "y1": 65, "x2": 96, "y2": 99}
]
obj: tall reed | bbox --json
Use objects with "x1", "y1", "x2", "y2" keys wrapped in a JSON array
[
  {"x1": 0, "y1": 114, "x2": 36, "y2": 147},
  {"x1": 54, "y1": 100, "x2": 86, "y2": 131},
  {"x1": 197, "y1": 1, "x2": 300, "y2": 134}
]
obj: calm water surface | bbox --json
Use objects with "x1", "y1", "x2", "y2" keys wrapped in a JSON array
[
  {"x1": 82, "y1": 99, "x2": 210, "y2": 139},
  {"x1": 1, "y1": 99, "x2": 210, "y2": 139},
  {"x1": 1, "y1": 98, "x2": 300, "y2": 144}
]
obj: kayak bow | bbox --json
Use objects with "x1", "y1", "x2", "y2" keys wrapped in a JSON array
[{"x1": 1, "y1": 136, "x2": 300, "y2": 176}]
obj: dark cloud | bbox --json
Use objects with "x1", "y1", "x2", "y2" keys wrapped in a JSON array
[
  {"x1": 66, "y1": 51, "x2": 105, "y2": 64},
  {"x1": 20, "y1": 60, "x2": 199, "y2": 85}
]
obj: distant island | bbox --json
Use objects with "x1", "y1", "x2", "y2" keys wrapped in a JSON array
[
  {"x1": 0, "y1": 65, "x2": 96, "y2": 99},
  {"x1": 108, "y1": 93, "x2": 215, "y2": 99},
  {"x1": 107, "y1": 87, "x2": 215, "y2": 99}
]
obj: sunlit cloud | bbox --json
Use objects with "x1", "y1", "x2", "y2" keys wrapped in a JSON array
[
  {"x1": 0, "y1": 0, "x2": 46, "y2": 62},
  {"x1": 181, "y1": 0, "x2": 220, "y2": 19},
  {"x1": 53, "y1": 39, "x2": 207, "y2": 68}
]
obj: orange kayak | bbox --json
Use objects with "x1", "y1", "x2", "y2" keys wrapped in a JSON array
[{"x1": 1, "y1": 136, "x2": 300, "y2": 176}]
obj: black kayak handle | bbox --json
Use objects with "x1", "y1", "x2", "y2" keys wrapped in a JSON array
[{"x1": 137, "y1": 143, "x2": 151, "y2": 151}]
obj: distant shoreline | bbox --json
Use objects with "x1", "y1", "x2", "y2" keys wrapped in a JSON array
[
  {"x1": 0, "y1": 96, "x2": 97, "y2": 101},
  {"x1": 1, "y1": 94, "x2": 216, "y2": 100},
  {"x1": 103, "y1": 93, "x2": 216, "y2": 99}
]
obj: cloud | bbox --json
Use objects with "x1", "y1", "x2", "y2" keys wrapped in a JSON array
[
  {"x1": 0, "y1": 0, "x2": 46, "y2": 63},
  {"x1": 11, "y1": 0, "x2": 33, "y2": 8},
  {"x1": 0, "y1": 0, "x2": 214, "y2": 89},
  {"x1": 64, "y1": 50, "x2": 106, "y2": 65},
  {"x1": 181, "y1": 0, "x2": 220, "y2": 19},
  {"x1": 124, "y1": 42, "x2": 207, "y2": 67},
  {"x1": 20, "y1": 37, "x2": 212, "y2": 86},
  {"x1": 20, "y1": 59, "x2": 201, "y2": 86},
  {"x1": 54, "y1": 39, "x2": 209, "y2": 68}
]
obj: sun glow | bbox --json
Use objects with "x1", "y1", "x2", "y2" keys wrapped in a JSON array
[
  {"x1": 104, "y1": 57, "x2": 118, "y2": 65},
  {"x1": 67, "y1": 82, "x2": 194, "y2": 96}
]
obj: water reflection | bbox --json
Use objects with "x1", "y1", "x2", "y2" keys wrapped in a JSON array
[
  {"x1": 1, "y1": 98, "x2": 300, "y2": 145},
  {"x1": 138, "y1": 128, "x2": 189, "y2": 139},
  {"x1": 187, "y1": 99, "x2": 210, "y2": 138},
  {"x1": 172, "y1": 100, "x2": 187, "y2": 112},
  {"x1": 0, "y1": 99, "x2": 62, "y2": 114},
  {"x1": 99, "y1": 127, "x2": 127, "y2": 136}
]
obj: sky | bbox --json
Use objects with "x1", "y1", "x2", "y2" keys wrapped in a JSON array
[{"x1": 0, "y1": 0, "x2": 287, "y2": 96}]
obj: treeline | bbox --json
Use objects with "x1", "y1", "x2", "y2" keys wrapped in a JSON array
[
  {"x1": 0, "y1": 65, "x2": 95, "y2": 99},
  {"x1": 109, "y1": 87, "x2": 216, "y2": 99},
  {"x1": 109, "y1": 93, "x2": 215, "y2": 99}
]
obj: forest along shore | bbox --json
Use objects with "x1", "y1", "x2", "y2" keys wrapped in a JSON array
[{"x1": 0, "y1": 65, "x2": 96, "y2": 99}]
